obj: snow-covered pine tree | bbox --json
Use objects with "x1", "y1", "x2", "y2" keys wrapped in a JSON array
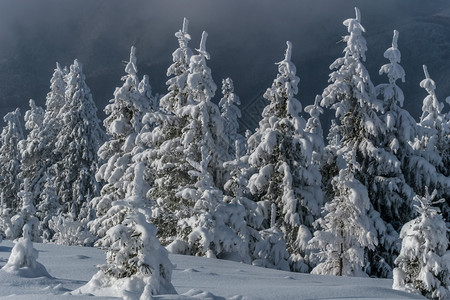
[
  {"x1": 37, "y1": 172, "x2": 61, "y2": 241},
  {"x1": 393, "y1": 188, "x2": 449, "y2": 300},
  {"x1": 0, "y1": 193, "x2": 13, "y2": 240},
  {"x1": 171, "y1": 146, "x2": 245, "y2": 259},
  {"x1": 223, "y1": 140, "x2": 265, "y2": 263},
  {"x1": 132, "y1": 19, "x2": 194, "y2": 245},
  {"x1": 0, "y1": 108, "x2": 24, "y2": 214},
  {"x1": 10, "y1": 179, "x2": 41, "y2": 242},
  {"x1": 410, "y1": 65, "x2": 450, "y2": 219},
  {"x1": 309, "y1": 150, "x2": 378, "y2": 276},
  {"x1": 320, "y1": 119, "x2": 341, "y2": 205},
  {"x1": 247, "y1": 41, "x2": 322, "y2": 272},
  {"x1": 138, "y1": 74, "x2": 159, "y2": 126},
  {"x1": 78, "y1": 162, "x2": 176, "y2": 298},
  {"x1": 53, "y1": 59, "x2": 104, "y2": 220},
  {"x1": 90, "y1": 46, "x2": 152, "y2": 240},
  {"x1": 41, "y1": 63, "x2": 67, "y2": 173},
  {"x1": 18, "y1": 100, "x2": 46, "y2": 215},
  {"x1": 179, "y1": 30, "x2": 228, "y2": 183},
  {"x1": 375, "y1": 30, "x2": 416, "y2": 227},
  {"x1": 144, "y1": 30, "x2": 227, "y2": 246},
  {"x1": 304, "y1": 95, "x2": 325, "y2": 167},
  {"x1": 219, "y1": 77, "x2": 244, "y2": 158},
  {"x1": 367, "y1": 30, "x2": 419, "y2": 277},
  {"x1": 320, "y1": 7, "x2": 405, "y2": 277},
  {"x1": 159, "y1": 17, "x2": 193, "y2": 114},
  {"x1": 252, "y1": 203, "x2": 290, "y2": 271}
]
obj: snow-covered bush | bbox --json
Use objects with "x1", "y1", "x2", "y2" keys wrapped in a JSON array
[
  {"x1": 393, "y1": 188, "x2": 449, "y2": 300},
  {"x1": 1, "y1": 224, "x2": 51, "y2": 278},
  {"x1": 77, "y1": 163, "x2": 176, "y2": 299},
  {"x1": 252, "y1": 204, "x2": 290, "y2": 271},
  {"x1": 37, "y1": 173, "x2": 61, "y2": 242},
  {"x1": 10, "y1": 179, "x2": 41, "y2": 242},
  {"x1": 49, "y1": 213, "x2": 95, "y2": 246},
  {"x1": 172, "y1": 146, "x2": 245, "y2": 258}
]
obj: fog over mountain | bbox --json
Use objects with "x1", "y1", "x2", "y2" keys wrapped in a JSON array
[{"x1": 0, "y1": 0, "x2": 449, "y2": 131}]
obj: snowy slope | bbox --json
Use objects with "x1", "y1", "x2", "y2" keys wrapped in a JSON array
[{"x1": 0, "y1": 240, "x2": 424, "y2": 299}]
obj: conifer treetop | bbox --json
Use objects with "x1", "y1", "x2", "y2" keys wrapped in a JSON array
[
  {"x1": 342, "y1": 7, "x2": 367, "y2": 61},
  {"x1": 420, "y1": 65, "x2": 444, "y2": 123},
  {"x1": 175, "y1": 17, "x2": 191, "y2": 47},
  {"x1": 196, "y1": 31, "x2": 210, "y2": 60},
  {"x1": 379, "y1": 30, "x2": 405, "y2": 86},
  {"x1": 413, "y1": 187, "x2": 445, "y2": 217},
  {"x1": 124, "y1": 46, "x2": 138, "y2": 83}
]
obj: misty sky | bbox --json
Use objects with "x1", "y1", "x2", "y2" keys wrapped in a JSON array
[{"x1": 0, "y1": 0, "x2": 449, "y2": 131}]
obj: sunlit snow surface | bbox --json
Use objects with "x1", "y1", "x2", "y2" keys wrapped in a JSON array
[{"x1": 0, "y1": 240, "x2": 424, "y2": 299}]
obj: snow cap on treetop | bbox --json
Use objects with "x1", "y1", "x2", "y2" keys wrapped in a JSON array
[
  {"x1": 355, "y1": 7, "x2": 361, "y2": 22},
  {"x1": 197, "y1": 31, "x2": 210, "y2": 60},
  {"x1": 71, "y1": 59, "x2": 82, "y2": 74},
  {"x1": 284, "y1": 41, "x2": 292, "y2": 62},
  {"x1": 183, "y1": 17, "x2": 189, "y2": 35},
  {"x1": 414, "y1": 187, "x2": 445, "y2": 215},
  {"x1": 392, "y1": 30, "x2": 399, "y2": 49},
  {"x1": 420, "y1": 65, "x2": 437, "y2": 94},
  {"x1": 175, "y1": 17, "x2": 191, "y2": 44},
  {"x1": 343, "y1": 7, "x2": 365, "y2": 34},
  {"x1": 125, "y1": 46, "x2": 138, "y2": 77},
  {"x1": 304, "y1": 95, "x2": 324, "y2": 118},
  {"x1": 55, "y1": 62, "x2": 62, "y2": 72}
]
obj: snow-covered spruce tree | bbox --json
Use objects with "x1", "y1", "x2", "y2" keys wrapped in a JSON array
[
  {"x1": 222, "y1": 140, "x2": 265, "y2": 263},
  {"x1": 159, "y1": 17, "x2": 193, "y2": 114},
  {"x1": 10, "y1": 179, "x2": 41, "y2": 242},
  {"x1": 138, "y1": 74, "x2": 159, "y2": 124},
  {"x1": 181, "y1": 30, "x2": 227, "y2": 180},
  {"x1": 144, "y1": 30, "x2": 227, "y2": 246},
  {"x1": 0, "y1": 108, "x2": 24, "y2": 214},
  {"x1": 41, "y1": 63, "x2": 67, "y2": 172},
  {"x1": 309, "y1": 150, "x2": 378, "y2": 276},
  {"x1": 0, "y1": 193, "x2": 13, "y2": 240},
  {"x1": 320, "y1": 8, "x2": 406, "y2": 277},
  {"x1": 304, "y1": 95, "x2": 325, "y2": 167},
  {"x1": 410, "y1": 65, "x2": 450, "y2": 219},
  {"x1": 247, "y1": 41, "x2": 322, "y2": 272},
  {"x1": 53, "y1": 59, "x2": 104, "y2": 220},
  {"x1": 37, "y1": 172, "x2": 61, "y2": 241},
  {"x1": 133, "y1": 19, "x2": 194, "y2": 245},
  {"x1": 170, "y1": 146, "x2": 244, "y2": 258},
  {"x1": 320, "y1": 119, "x2": 341, "y2": 205},
  {"x1": 219, "y1": 77, "x2": 244, "y2": 158},
  {"x1": 77, "y1": 162, "x2": 176, "y2": 299},
  {"x1": 393, "y1": 188, "x2": 449, "y2": 300},
  {"x1": 90, "y1": 46, "x2": 152, "y2": 240},
  {"x1": 252, "y1": 203, "x2": 290, "y2": 271},
  {"x1": 18, "y1": 100, "x2": 46, "y2": 214},
  {"x1": 375, "y1": 30, "x2": 416, "y2": 227}
]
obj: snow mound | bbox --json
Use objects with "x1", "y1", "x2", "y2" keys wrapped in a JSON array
[{"x1": 1, "y1": 226, "x2": 51, "y2": 278}]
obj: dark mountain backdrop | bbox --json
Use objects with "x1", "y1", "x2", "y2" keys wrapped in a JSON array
[{"x1": 0, "y1": 0, "x2": 449, "y2": 132}]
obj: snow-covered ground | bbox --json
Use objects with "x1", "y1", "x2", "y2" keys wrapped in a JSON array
[{"x1": 0, "y1": 240, "x2": 424, "y2": 299}]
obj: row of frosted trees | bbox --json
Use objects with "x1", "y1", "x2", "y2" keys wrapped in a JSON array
[{"x1": 0, "y1": 8, "x2": 448, "y2": 300}]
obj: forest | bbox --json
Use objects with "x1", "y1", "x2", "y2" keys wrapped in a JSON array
[{"x1": 0, "y1": 7, "x2": 448, "y2": 300}]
